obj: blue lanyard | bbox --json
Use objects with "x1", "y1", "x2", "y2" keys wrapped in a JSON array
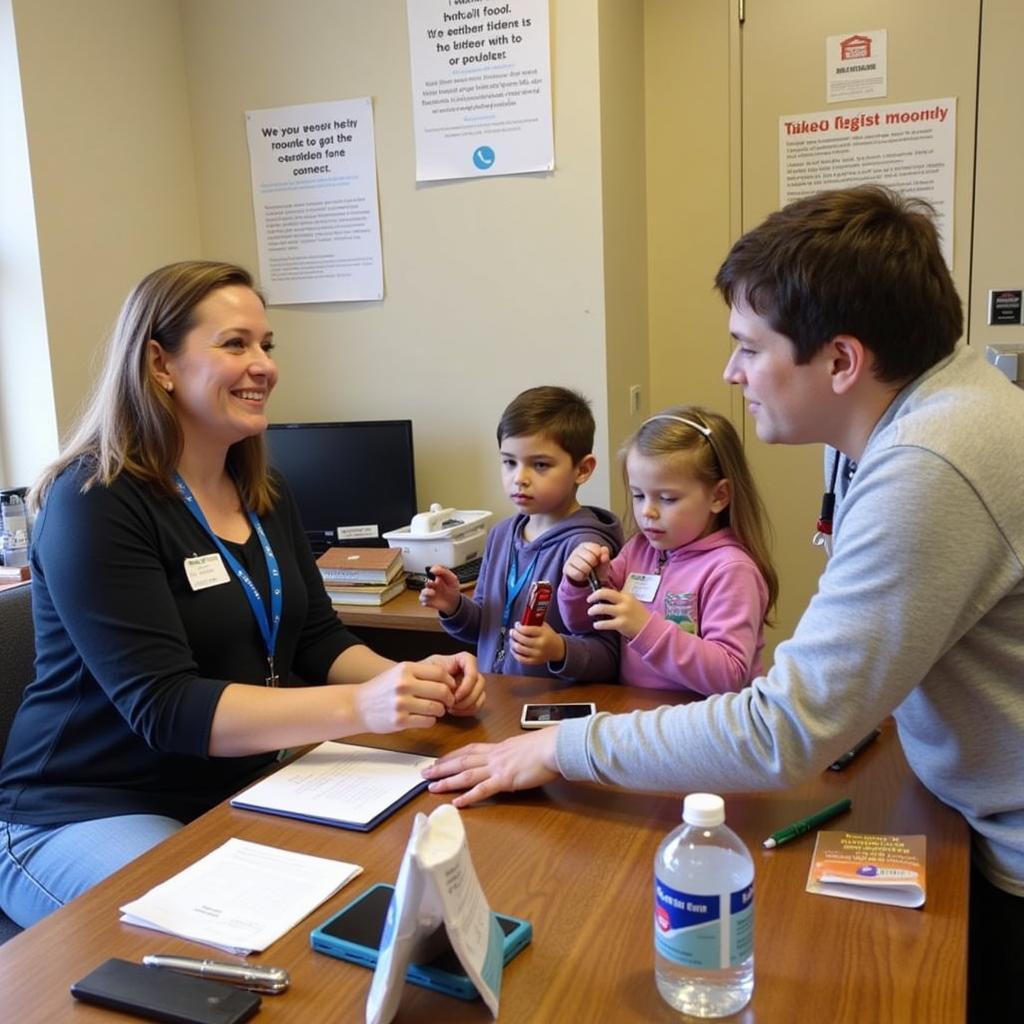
[
  {"x1": 174, "y1": 473, "x2": 283, "y2": 686},
  {"x1": 502, "y1": 546, "x2": 538, "y2": 632}
]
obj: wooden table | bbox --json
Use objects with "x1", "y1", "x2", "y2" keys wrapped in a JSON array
[{"x1": 0, "y1": 677, "x2": 968, "y2": 1023}]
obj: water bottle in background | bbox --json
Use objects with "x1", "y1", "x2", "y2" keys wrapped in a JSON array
[
  {"x1": 654, "y1": 793, "x2": 754, "y2": 1017},
  {"x1": 0, "y1": 488, "x2": 30, "y2": 568}
]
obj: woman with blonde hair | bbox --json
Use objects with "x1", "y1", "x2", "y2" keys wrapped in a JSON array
[{"x1": 0, "y1": 261, "x2": 483, "y2": 928}]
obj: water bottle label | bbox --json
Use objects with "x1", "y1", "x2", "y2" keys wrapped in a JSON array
[{"x1": 654, "y1": 878, "x2": 753, "y2": 969}]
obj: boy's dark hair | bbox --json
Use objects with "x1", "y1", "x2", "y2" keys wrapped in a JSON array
[
  {"x1": 714, "y1": 185, "x2": 963, "y2": 383},
  {"x1": 497, "y1": 386, "x2": 595, "y2": 463}
]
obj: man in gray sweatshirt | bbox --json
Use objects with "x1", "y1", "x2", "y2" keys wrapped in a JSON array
[{"x1": 424, "y1": 186, "x2": 1024, "y2": 1021}]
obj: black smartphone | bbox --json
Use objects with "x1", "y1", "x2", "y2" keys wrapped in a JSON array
[
  {"x1": 70, "y1": 958, "x2": 261, "y2": 1024},
  {"x1": 310, "y1": 883, "x2": 532, "y2": 1001}
]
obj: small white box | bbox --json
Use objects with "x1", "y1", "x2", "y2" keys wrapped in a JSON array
[{"x1": 383, "y1": 508, "x2": 492, "y2": 573}]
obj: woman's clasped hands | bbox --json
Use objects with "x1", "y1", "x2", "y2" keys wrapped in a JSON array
[{"x1": 353, "y1": 652, "x2": 485, "y2": 734}]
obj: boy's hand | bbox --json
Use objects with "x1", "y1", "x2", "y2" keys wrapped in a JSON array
[
  {"x1": 587, "y1": 587, "x2": 650, "y2": 640},
  {"x1": 509, "y1": 621, "x2": 567, "y2": 666},
  {"x1": 419, "y1": 565, "x2": 460, "y2": 615},
  {"x1": 564, "y1": 542, "x2": 610, "y2": 584}
]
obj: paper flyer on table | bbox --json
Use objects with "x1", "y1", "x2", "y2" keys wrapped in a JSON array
[
  {"x1": 806, "y1": 831, "x2": 926, "y2": 908},
  {"x1": 120, "y1": 838, "x2": 362, "y2": 954},
  {"x1": 366, "y1": 805, "x2": 504, "y2": 1023}
]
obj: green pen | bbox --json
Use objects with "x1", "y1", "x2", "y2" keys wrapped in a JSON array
[{"x1": 762, "y1": 797, "x2": 852, "y2": 849}]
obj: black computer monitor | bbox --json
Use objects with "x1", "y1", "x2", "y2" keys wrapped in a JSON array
[{"x1": 265, "y1": 420, "x2": 417, "y2": 555}]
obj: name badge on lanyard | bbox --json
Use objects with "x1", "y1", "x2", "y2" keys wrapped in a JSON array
[
  {"x1": 174, "y1": 474, "x2": 283, "y2": 686},
  {"x1": 184, "y1": 553, "x2": 231, "y2": 591}
]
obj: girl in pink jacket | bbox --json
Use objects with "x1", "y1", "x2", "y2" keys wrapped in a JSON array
[{"x1": 559, "y1": 407, "x2": 778, "y2": 694}]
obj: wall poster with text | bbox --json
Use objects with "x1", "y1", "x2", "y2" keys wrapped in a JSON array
[
  {"x1": 245, "y1": 97, "x2": 384, "y2": 305},
  {"x1": 406, "y1": 0, "x2": 554, "y2": 182}
]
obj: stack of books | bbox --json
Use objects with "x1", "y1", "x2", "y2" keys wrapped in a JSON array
[{"x1": 316, "y1": 547, "x2": 407, "y2": 606}]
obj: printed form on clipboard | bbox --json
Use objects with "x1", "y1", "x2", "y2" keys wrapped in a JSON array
[{"x1": 231, "y1": 741, "x2": 434, "y2": 832}]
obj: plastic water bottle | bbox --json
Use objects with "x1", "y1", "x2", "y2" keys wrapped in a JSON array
[
  {"x1": 0, "y1": 489, "x2": 29, "y2": 568},
  {"x1": 654, "y1": 793, "x2": 754, "y2": 1017}
]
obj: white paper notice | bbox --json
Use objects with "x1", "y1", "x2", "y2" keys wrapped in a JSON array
[
  {"x1": 120, "y1": 838, "x2": 361, "y2": 955},
  {"x1": 245, "y1": 97, "x2": 383, "y2": 305},
  {"x1": 405, "y1": 0, "x2": 554, "y2": 182},
  {"x1": 780, "y1": 97, "x2": 956, "y2": 266},
  {"x1": 826, "y1": 30, "x2": 887, "y2": 103}
]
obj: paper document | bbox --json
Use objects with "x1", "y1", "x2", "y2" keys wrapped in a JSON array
[
  {"x1": 120, "y1": 838, "x2": 361, "y2": 954},
  {"x1": 230, "y1": 741, "x2": 435, "y2": 831}
]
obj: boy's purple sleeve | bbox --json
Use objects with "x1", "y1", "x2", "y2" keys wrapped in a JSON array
[{"x1": 438, "y1": 527, "x2": 499, "y2": 642}]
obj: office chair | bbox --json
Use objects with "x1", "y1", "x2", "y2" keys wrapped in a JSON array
[{"x1": 0, "y1": 582, "x2": 34, "y2": 943}]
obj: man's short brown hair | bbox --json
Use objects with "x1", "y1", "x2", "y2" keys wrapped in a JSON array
[{"x1": 715, "y1": 185, "x2": 963, "y2": 383}]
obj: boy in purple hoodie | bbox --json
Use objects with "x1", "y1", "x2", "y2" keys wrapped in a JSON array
[{"x1": 420, "y1": 386, "x2": 623, "y2": 679}]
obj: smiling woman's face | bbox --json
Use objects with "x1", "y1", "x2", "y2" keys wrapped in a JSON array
[{"x1": 157, "y1": 285, "x2": 277, "y2": 452}]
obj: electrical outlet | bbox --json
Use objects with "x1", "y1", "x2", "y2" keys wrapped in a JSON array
[{"x1": 629, "y1": 384, "x2": 642, "y2": 415}]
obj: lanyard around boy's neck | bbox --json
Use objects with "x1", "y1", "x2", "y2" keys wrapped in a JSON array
[
  {"x1": 174, "y1": 472, "x2": 283, "y2": 686},
  {"x1": 495, "y1": 544, "x2": 538, "y2": 665}
]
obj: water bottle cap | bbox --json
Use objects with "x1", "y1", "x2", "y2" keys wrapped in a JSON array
[{"x1": 682, "y1": 793, "x2": 725, "y2": 826}]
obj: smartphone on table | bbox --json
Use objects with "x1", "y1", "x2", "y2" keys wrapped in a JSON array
[
  {"x1": 70, "y1": 958, "x2": 261, "y2": 1024},
  {"x1": 310, "y1": 883, "x2": 532, "y2": 1001},
  {"x1": 520, "y1": 702, "x2": 597, "y2": 729}
]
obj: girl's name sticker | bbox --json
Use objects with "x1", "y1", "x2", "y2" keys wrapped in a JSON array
[{"x1": 624, "y1": 572, "x2": 661, "y2": 603}]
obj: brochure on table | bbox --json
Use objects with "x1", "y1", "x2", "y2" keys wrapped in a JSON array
[
  {"x1": 366, "y1": 804, "x2": 505, "y2": 1023},
  {"x1": 806, "y1": 831, "x2": 927, "y2": 908}
]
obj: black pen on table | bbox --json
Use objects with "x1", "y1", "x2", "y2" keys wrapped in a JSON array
[
  {"x1": 828, "y1": 727, "x2": 881, "y2": 771},
  {"x1": 762, "y1": 797, "x2": 852, "y2": 849}
]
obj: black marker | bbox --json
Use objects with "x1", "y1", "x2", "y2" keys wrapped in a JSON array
[
  {"x1": 587, "y1": 572, "x2": 601, "y2": 592},
  {"x1": 828, "y1": 728, "x2": 881, "y2": 771}
]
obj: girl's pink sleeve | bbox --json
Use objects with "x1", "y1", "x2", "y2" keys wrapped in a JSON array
[{"x1": 627, "y1": 560, "x2": 768, "y2": 694}]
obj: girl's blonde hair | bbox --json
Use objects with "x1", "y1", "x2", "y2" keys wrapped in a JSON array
[
  {"x1": 30, "y1": 260, "x2": 277, "y2": 515},
  {"x1": 621, "y1": 405, "x2": 778, "y2": 624}
]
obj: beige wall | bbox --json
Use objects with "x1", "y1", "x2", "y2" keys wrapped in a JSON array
[
  {"x1": 12, "y1": 0, "x2": 201, "y2": 461},
  {"x1": 597, "y1": 0, "x2": 649, "y2": 517},
  {"x1": 970, "y1": 0, "x2": 1024, "y2": 350},
  {"x1": 644, "y1": 0, "x2": 735, "y2": 420},
  {"x1": 6, "y1": 0, "x2": 1023, "y2": 639},
  {"x1": 179, "y1": 0, "x2": 614, "y2": 518},
  {"x1": 0, "y1": 0, "x2": 57, "y2": 487}
]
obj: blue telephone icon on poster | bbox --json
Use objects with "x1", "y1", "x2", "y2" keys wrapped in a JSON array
[{"x1": 472, "y1": 145, "x2": 496, "y2": 170}]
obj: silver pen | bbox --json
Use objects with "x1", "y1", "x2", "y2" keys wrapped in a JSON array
[{"x1": 142, "y1": 954, "x2": 290, "y2": 994}]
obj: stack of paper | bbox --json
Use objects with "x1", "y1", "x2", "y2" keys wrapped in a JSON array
[{"x1": 120, "y1": 838, "x2": 362, "y2": 954}]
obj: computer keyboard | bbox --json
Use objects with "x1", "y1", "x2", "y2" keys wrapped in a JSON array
[{"x1": 406, "y1": 557, "x2": 482, "y2": 591}]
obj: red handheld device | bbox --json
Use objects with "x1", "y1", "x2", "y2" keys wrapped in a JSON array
[{"x1": 520, "y1": 580, "x2": 553, "y2": 626}]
